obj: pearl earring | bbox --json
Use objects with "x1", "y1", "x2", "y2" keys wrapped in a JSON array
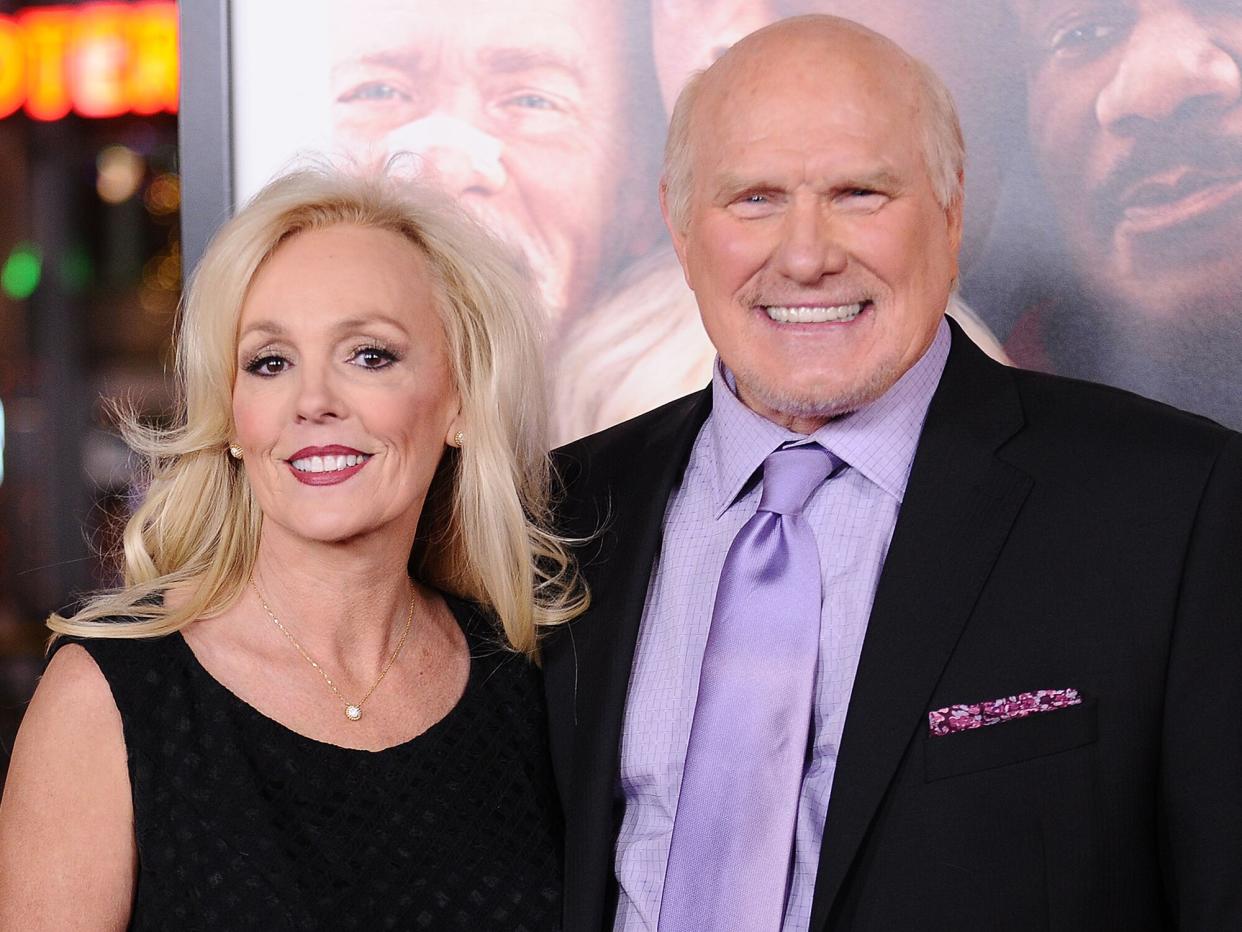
[{"x1": 452, "y1": 431, "x2": 465, "y2": 448}]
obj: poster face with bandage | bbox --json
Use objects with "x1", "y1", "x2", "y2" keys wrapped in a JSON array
[{"x1": 228, "y1": 0, "x2": 1242, "y2": 439}]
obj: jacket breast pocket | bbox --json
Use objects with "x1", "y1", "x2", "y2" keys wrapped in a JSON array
[{"x1": 923, "y1": 699, "x2": 1097, "y2": 782}]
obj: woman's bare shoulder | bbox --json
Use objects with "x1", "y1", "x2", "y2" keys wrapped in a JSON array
[
  {"x1": 11, "y1": 643, "x2": 125, "y2": 757},
  {"x1": 0, "y1": 643, "x2": 135, "y2": 930}
]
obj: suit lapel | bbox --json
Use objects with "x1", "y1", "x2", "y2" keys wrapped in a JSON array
[
  {"x1": 547, "y1": 389, "x2": 712, "y2": 932},
  {"x1": 809, "y1": 331, "x2": 1033, "y2": 929}
]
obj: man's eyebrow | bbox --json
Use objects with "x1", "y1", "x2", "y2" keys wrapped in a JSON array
[
  {"x1": 712, "y1": 173, "x2": 777, "y2": 202},
  {"x1": 340, "y1": 47, "x2": 424, "y2": 75},
  {"x1": 479, "y1": 46, "x2": 586, "y2": 85},
  {"x1": 837, "y1": 169, "x2": 905, "y2": 192}
]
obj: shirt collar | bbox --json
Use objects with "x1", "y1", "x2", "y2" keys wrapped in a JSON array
[{"x1": 707, "y1": 315, "x2": 951, "y2": 516}]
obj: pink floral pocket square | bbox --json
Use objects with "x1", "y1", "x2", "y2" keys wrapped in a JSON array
[{"x1": 928, "y1": 688, "x2": 1082, "y2": 737}]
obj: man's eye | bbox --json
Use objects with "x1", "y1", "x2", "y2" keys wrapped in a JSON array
[
  {"x1": 729, "y1": 192, "x2": 781, "y2": 216},
  {"x1": 337, "y1": 82, "x2": 408, "y2": 104},
  {"x1": 1049, "y1": 20, "x2": 1122, "y2": 56},
  {"x1": 244, "y1": 355, "x2": 288, "y2": 377},
  {"x1": 350, "y1": 346, "x2": 398, "y2": 369},
  {"x1": 508, "y1": 93, "x2": 559, "y2": 111},
  {"x1": 733, "y1": 193, "x2": 772, "y2": 207}
]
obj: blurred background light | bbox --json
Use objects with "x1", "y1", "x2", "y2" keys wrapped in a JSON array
[
  {"x1": 1, "y1": 243, "x2": 42, "y2": 300},
  {"x1": 96, "y1": 143, "x2": 145, "y2": 203},
  {"x1": 143, "y1": 172, "x2": 179, "y2": 215},
  {"x1": 57, "y1": 243, "x2": 93, "y2": 294}
]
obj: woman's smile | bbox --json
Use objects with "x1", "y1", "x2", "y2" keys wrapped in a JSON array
[{"x1": 286, "y1": 444, "x2": 375, "y2": 486}]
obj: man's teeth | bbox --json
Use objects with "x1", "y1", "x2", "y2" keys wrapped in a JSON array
[
  {"x1": 290, "y1": 453, "x2": 370, "y2": 473},
  {"x1": 765, "y1": 303, "x2": 864, "y2": 323}
]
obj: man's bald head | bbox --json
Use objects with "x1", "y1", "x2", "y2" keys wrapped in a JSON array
[
  {"x1": 661, "y1": 15, "x2": 965, "y2": 232},
  {"x1": 658, "y1": 12, "x2": 964, "y2": 429}
]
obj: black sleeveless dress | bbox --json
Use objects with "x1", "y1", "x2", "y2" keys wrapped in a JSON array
[{"x1": 58, "y1": 596, "x2": 563, "y2": 931}]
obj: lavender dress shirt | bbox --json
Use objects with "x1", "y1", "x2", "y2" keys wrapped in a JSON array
[{"x1": 612, "y1": 318, "x2": 952, "y2": 932}]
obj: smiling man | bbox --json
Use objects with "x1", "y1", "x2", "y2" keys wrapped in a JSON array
[
  {"x1": 328, "y1": 0, "x2": 658, "y2": 326},
  {"x1": 545, "y1": 15, "x2": 1242, "y2": 932},
  {"x1": 1008, "y1": 0, "x2": 1242, "y2": 425},
  {"x1": 552, "y1": 0, "x2": 1018, "y2": 444}
]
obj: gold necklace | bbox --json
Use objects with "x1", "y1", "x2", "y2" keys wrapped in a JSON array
[{"x1": 251, "y1": 581, "x2": 415, "y2": 722}]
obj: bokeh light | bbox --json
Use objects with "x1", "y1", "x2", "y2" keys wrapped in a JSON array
[
  {"x1": 1, "y1": 244, "x2": 42, "y2": 300},
  {"x1": 95, "y1": 144, "x2": 145, "y2": 203},
  {"x1": 143, "y1": 172, "x2": 180, "y2": 215},
  {"x1": 57, "y1": 244, "x2": 94, "y2": 294}
]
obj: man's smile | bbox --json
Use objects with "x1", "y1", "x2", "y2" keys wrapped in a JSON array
[{"x1": 762, "y1": 301, "x2": 869, "y2": 324}]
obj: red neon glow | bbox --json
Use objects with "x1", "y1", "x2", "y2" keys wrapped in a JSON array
[
  {"x1": 0, "y1": 20, "x2": 22, "y2": 119},
  {"x1": 0, "y1": 2, "x2": 178, "y2": 122}
]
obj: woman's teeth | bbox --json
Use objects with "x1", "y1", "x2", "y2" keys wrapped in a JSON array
[
  {"x1": 765, "y1": 302, "x2": 864, "y2": 323},
  {"x1": 290, "y1": 453, "x2": 370, "y2": 473}
]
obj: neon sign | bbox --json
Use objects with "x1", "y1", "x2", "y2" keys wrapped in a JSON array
[{"x1": 0, "y1": 2, "x2": 178, "y2": 121}]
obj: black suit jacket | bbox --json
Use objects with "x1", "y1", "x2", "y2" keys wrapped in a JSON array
[{"x1": 544, "y1": 323, "x2": 1242, "y2": 931}]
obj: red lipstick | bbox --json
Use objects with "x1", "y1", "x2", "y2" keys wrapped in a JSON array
[{"x1": 285, "y1": 445, "x2": 373, "y2": 487}]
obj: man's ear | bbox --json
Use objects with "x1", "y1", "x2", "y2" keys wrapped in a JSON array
[
  {"x1": 660, "y1": 180, "x2": 694, "y2": 290},
  {"x1": 945, "y1": 171, "x2": 965, "y2": 282}
]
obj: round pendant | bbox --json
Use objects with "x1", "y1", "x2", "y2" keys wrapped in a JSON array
[{"x1": 344, "y1": 705, "x2": 362, "y2": 721}]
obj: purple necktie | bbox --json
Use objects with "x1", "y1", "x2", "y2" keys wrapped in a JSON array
[{"x1": 658, "y1": 444, "x2": 837, "y2": 932}]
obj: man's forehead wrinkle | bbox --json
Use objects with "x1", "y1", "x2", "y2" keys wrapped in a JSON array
[
  {"x1": 710, "y1": 156, "x2": 906, "y2": 192},
  {"x1": 481, "y1": 46, "x2": 588, "y2": 84},
  {"x1": 697, "y1": 54, "x2": 917, "y2": 138}
]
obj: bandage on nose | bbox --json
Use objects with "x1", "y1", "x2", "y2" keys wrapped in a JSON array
[{"x1": 383, "y1": 114, "x2": 504, "y2": 185}]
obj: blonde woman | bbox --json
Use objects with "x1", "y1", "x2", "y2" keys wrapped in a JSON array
[{"x1": 0, "y1": 169, "x2": 584, "y2": 929}]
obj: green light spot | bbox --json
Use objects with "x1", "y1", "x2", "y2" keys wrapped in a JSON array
[
  {"x1": 59, "y1": 244, "x2": 93, "y2": 294},
  {"x1": 2, "y1": 244, "x2": 42, "y2": 300}
]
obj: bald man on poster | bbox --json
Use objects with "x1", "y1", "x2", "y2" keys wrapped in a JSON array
[{"x1": 545, "y1": 15, "x2": 1242, "y2": 932}]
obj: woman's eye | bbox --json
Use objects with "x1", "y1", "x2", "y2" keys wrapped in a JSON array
[
  {"x1": 351, "y1": 347, "x2": 398, "y2": 369},
  {"x1": 244, "y1": 355, "x2": 288, "y2": 377}
]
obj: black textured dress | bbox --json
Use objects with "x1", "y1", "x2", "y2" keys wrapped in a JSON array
[{"x1": 58, "y1": 596, "x2": 563, "y2": 931}]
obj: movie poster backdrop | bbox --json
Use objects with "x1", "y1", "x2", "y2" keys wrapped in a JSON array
[{"x1": 228, "y1": 0, "x2": 1242, "y2": 440}]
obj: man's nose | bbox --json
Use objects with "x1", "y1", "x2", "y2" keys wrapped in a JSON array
[
  {"x1": 384, "y1": 114, "x2": 507, "y2": 194},
  {"x1": 1096, "y1": 11, "x2": 1242, "y2": 132},
  {"x1": 772, "y1": 199, "x2": 848, "y2": 284}
]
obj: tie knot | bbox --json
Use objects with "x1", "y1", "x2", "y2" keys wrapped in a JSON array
[{"x1": 757, "y1": 444, "x2": 836, "y2": 516}]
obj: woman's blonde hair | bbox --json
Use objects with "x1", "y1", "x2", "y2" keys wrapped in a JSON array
[{"x1": 49, "y1": 167, "x2": 587, "y2": 656}]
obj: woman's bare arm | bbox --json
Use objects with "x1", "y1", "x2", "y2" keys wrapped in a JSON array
[{"x1": 0, "y1": 645, "x2": 136, "y2": 930}]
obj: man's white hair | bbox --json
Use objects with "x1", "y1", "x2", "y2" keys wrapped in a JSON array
[{"x1": 662, "y1": 39, "x2": 966, "y2": 231}]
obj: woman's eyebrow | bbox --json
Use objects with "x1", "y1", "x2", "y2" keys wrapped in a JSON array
[
  {"x1": 331, "y1": 313, "x2": 408, "y2": 334},
  {"x1": 237, "y1": 320, "x2": 287, "y2": 341}
]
